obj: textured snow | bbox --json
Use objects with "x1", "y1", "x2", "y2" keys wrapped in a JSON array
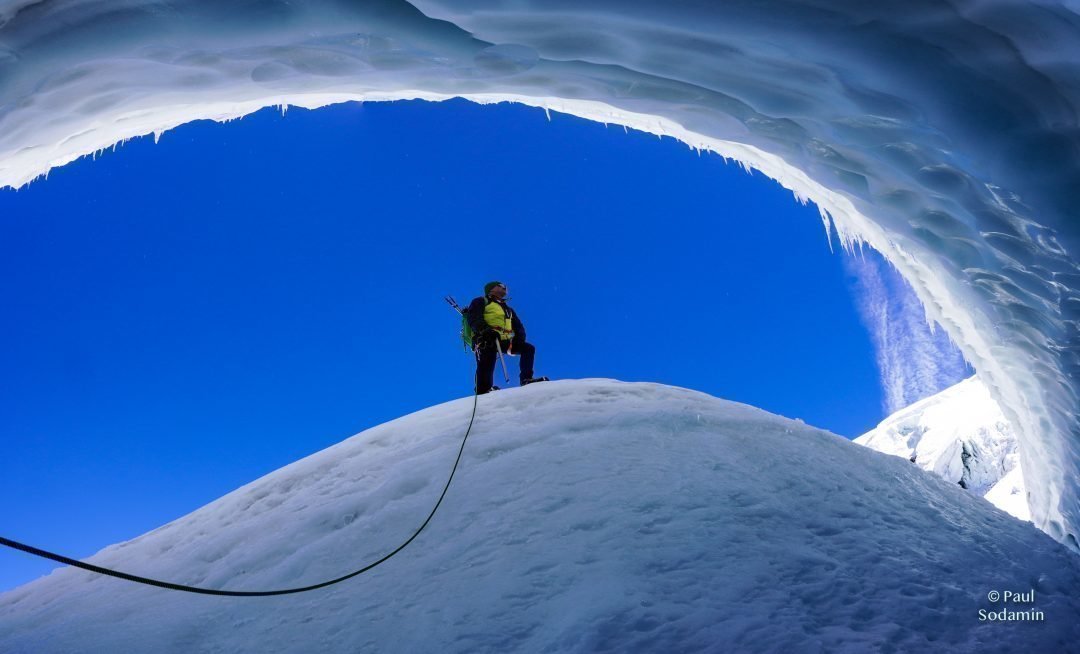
[
  {"x1": 1, "y1": 380, "x2": 1077, "y2": 653},
  {"x1": 1, "y1": 0, "x2": 1079, "y2": 549},
  {"x1": 857, "y1": 376, "x2": 1028, "y2": 521},
  {"x1": 985, "y1": 466, "x2": 1031, "y2": 524}
]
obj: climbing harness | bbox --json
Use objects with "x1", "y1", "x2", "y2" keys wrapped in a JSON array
[{"x1": 0, "y1": 371, "x2": 482, "y2": 597}]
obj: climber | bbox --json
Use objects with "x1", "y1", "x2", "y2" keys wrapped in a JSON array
[{"x1": 466, "y1": 281, "x2": 547, "y2": 394}]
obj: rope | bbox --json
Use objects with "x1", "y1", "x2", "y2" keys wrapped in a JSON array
[{"x1": 0, "y1": 384, "x2": 482, "y2": 597}]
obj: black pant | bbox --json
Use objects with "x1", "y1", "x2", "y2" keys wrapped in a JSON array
[{"x1": 476, "y1": 338, "x2": 535, "y2": 394}]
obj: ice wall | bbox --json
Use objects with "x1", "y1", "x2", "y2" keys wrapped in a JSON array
[{"x1": 1, "y1": 0, "x2": 1078, "y2": 549}]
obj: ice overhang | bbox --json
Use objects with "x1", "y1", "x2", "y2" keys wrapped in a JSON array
[{"x1": 1, "y1": 0, "x2": 1078, "y2": 549}]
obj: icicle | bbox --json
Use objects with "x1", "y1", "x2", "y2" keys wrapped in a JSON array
[
  {"x1": 544, "y1": 106, "x2": 551, "y2": 121},
  {"x1": 819, "y1": 207, "x2": 836, "y2": 254}
]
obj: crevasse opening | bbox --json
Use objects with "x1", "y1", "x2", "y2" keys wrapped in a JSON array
[{"x1": 1, "y1": 0, "x2": 1077, "y2": 549}]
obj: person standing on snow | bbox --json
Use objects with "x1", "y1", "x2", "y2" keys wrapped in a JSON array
[{"x1": 467, "y1": 281, "x2": 545, "y2": 394}]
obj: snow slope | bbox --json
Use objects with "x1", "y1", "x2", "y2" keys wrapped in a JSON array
[
  {"x1": 2, "y1": 380, "x2": 1076, "y2": 653},
  {"x1": 857, "y1": 376, "x2": 1028, "y2": 521},
  {"x1": 1, "y1": 0, "x2": 1079, "y2": 549}
]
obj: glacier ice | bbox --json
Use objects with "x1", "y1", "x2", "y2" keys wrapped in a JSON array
[
  {"x1": 1, "y1": 380, "x2": 1077, "y2": 651},
  {"x1": 0, "y1": 0, "x2": 1079, "y2": 548}
]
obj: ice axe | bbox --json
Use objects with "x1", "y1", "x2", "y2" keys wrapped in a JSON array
[{"x1": 494, "y1": 336, "x2": 511, "y2": 384}]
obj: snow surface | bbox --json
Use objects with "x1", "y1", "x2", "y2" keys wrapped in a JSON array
[
  {"x1": 1, "y1": 0, "x2": 1079, "y2": 549},
  {"x1": 2, "y1": 380, "x2": 1077, "y2": 653},
  {"x1": 857, "y1": 376, "x2": 1028, "y2": 521}
]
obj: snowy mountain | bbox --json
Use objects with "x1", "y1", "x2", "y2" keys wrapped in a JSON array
[
  {"x1": 2, "y1": 379, "x2": 1076, "y2": 653},
  {"x1": 856, "y1": 377, "x2": 1028, "y2": 521}
]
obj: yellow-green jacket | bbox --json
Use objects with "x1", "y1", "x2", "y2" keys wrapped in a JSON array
[{"x1": 467, "y1": 296, "x2": 525, "y2": 343}]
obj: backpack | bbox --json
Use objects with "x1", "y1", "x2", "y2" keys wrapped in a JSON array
[
  {"x1": 445, "y1": 295, "x2": 476, "y2": 351},
  {"x1": 459, "y1": 310, "x2": 474, "y2": 351}
]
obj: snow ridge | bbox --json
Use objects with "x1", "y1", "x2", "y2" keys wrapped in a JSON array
[{"x1": 1, "y1": 380, "x2": 1076, "y2": 652}]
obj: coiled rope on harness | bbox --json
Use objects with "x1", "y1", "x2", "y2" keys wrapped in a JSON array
[{"x1": 0, "y1": 382, "x2": 481, "y2": 597}]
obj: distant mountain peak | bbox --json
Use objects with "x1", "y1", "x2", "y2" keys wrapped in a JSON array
[{"x1": 856, "y1": 376, "x2": 1028, "y2": 520}]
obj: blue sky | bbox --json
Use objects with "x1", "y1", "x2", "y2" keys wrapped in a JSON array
[{"x1": 1, "y1": 99, "x2": 887, "y2": 591}]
